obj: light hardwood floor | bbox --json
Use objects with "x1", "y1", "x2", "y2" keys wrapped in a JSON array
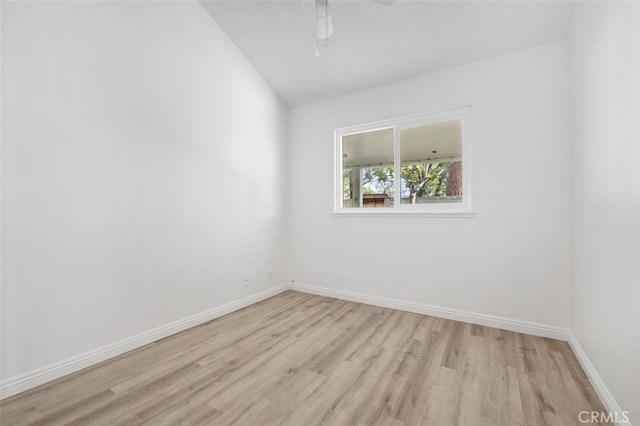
[{"x1": 1, "y1": 291, "x2": 608, "y2": 425}]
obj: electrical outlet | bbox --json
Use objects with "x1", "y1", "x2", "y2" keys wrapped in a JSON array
[
  {"x1": 242, "y1": 274, "x2": 250, "y2": 287},
  {"x1": 268, "y1": 269, "x2": 273, "y2": 281}
]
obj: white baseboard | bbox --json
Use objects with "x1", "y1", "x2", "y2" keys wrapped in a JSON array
[
  {"x1": 0, "y1": 283, "x2": 289, "y2": 400},
  {"x1": 289, "y1": 282, "x2": 568, "y2": 340},
  {"x1": 567, "y1": 331, "x2": 633, "y2": 426},
  {"x1": 2, "y1": 280, "x2": 629, "y2": 426}
]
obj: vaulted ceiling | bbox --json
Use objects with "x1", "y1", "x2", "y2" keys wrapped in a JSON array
[{"x1": 201, "y1": 1, "x2": 575, "y2": 106}]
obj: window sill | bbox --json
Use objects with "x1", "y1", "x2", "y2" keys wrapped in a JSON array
[{"x1": 332, "y1": 209, "x2": 476, "y2": 218}]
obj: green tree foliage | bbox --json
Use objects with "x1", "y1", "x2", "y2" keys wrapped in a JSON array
[
  {"x1": 344, "y1": 162, "x2": 462, "y2": 204},
  {"x1": 401, "y1": 163, "x2": 449, "y2": 203},
  {"x1": 362, "y1": 167, "x2": 394, "y2": 196},
  {"x1": 343, "y1": 169, "x2": 353, "y2": 199}
]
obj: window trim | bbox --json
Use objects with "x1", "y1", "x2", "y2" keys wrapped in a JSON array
[{"x1": 334, "y1": 106, "x2": 474, "y2": 217}]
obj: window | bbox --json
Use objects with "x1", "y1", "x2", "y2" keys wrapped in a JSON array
[{"x1": 335, "y1": 107, "x2": 473, "y2": 216}]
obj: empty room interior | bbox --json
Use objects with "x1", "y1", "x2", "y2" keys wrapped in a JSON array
[{"x1": 1, "y1": 0, "x2": 639, "y2": 425}]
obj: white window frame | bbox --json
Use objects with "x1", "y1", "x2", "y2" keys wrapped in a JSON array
[{"x1": 334, "y1": 106, "x2": 474, "y2": 217}]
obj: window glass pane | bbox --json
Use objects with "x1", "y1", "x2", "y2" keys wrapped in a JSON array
[
  {"x1": 399, "y1": 120, "x2": 462, "y2": 205},
  {"x1": 342, "y1": 128, "x2": 394, "y2": 208}
]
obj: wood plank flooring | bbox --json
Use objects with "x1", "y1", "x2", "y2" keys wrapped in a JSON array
[{"x1": 0, "y1": 291, "x2": 609, "y2": 425}]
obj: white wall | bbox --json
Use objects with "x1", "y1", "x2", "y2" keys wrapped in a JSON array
[
  {"x1": 1, "y1": 1, "x2": 288, "y2": 381},
  {"x1": 569, "y1": 2, "x2": 640, "y2": 422},
  {"x1": 288, "y1": 41, "x2": 571, "y2": 327}
]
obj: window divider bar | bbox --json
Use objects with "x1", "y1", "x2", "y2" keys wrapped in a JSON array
[{"x1": 394, "y1": 126, "x2": 400, "y2": 209}]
